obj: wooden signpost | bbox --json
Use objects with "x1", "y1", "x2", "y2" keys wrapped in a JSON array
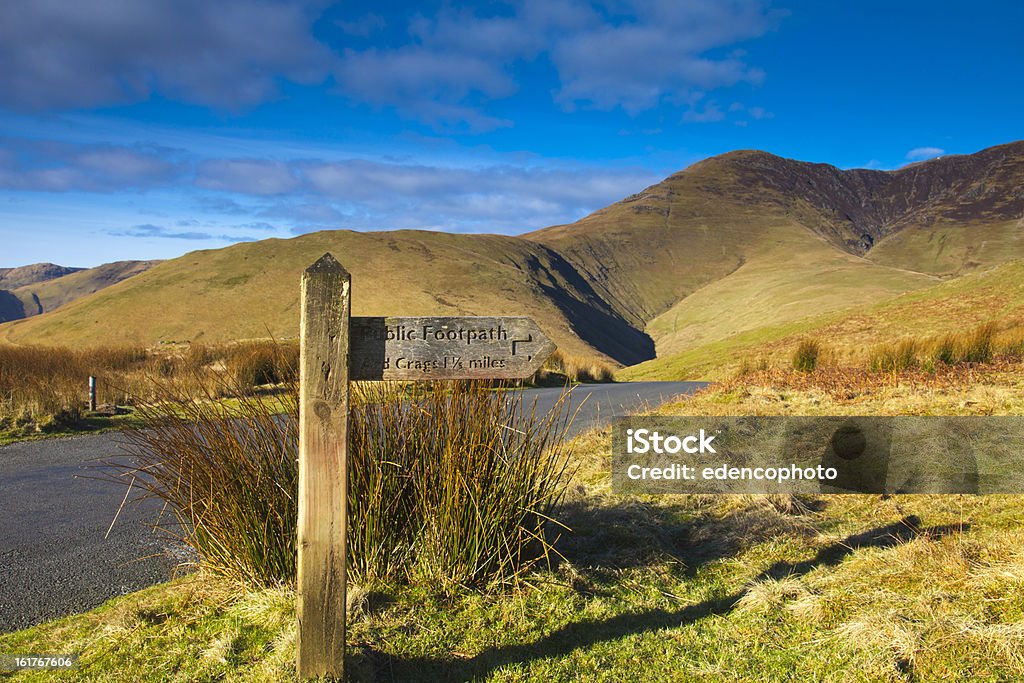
[{"x1": 296, "y1": 253, "x2": 555, "y2": 679}]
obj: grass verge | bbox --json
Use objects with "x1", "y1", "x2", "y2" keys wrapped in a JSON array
[
  {"x1": 2, "y1": 372, "x2": 1023, "y2": 681},
  {"x1": 0, "y1": 411, "x2": 143, "y2": 446}
]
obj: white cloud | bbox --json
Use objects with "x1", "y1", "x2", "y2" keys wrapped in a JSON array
[
  {"x1": 548, "y1": 0, "x2": 777, "y2": 112},
  {"x1": 110, "y1": 223, "x2": 256, "y2": 242},
  {"x1": 0, "y1": 133, "x2": 663, "y2": 235},
  {"x1": 905, "y1": 146, "x2": 945, "y2": 161},
  {"x1": 195, "y1": 159, "x2": 301, "y2": 196},
  {"x1": 285, "y1": 158, "x2": 660, "y2": 232},
  {"x1": 0, "y1": 138, "x2": 182, "y2": 191},
  {"x1": 682, "y1": 101, "x2": 726, "y2": 123},
  {"x1": 334, "y1": 0, "x2": 781, "y2": 125},
  {"x1": 0, "y1": 0, "x2": 781, "y2": 129},
  {"x1": 0, "y1": 0, "x2": 330, "y2": 111}
]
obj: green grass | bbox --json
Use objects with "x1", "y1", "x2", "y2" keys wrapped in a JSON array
[
  {"x1": 868, "y1": 219, "x2": 1024, "y2": 277},
  {"x1": 622, "y1": 259, "x2": 1024, "y2": 381},
  {"x1": 4, "y1": 478, "x2": 1021, "y2": 681},
  {"x1": 0, "y1": 231, "x2": 614, "y2": 363},
  {"x1": 0, "y1": 411, "x2": 143, "y2": 446},
  {"x1": 4, "y1": 375, "x2": 1024, "y2": 681}
]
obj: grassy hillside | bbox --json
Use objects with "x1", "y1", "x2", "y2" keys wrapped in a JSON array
[
  {"x1": 622, "y1": 259, "x2": 1024, "y2": 380},
  {"x1": 10, "y1": 261, "x2": 158, "y2": 317},
  {"x1": 4, "y1": 141, "x2": 1022, "y2": 375},
  {"x1": 0, "y1": 230, "x2": 651, "y2": 364},
  {"x1": 867, "y1": 219, "x2": 1024, "y2": 276},
  {"x1": 641, "y1": 227, "x2": 936, "y2": 361}
]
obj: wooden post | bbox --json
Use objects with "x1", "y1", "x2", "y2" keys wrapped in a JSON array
[
  {"x1": 292, "y1": 253, "x2": 556, "y2": 678},
  {"x1": 88, "y1": 376, "x2": 97, "y2": 412},
  {"x1": 297, "y1": 253, "x2": 350, "y2": 680}
]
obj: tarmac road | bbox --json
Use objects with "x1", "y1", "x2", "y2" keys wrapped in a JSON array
[{"x1": 0, "y1": 380, "x2": 707, "y2": 633}]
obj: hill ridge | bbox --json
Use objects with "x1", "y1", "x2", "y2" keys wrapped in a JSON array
[{"x1": 3, "y1": 140, "x2": 1022, "y2": 372}]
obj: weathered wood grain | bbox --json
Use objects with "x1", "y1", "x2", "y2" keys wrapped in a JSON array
[
  {"x1": 296, "y1": 253, "x2": 349, "y2": 679},
  {"x1": 349, "y1": 316, "x2": 556, "y2": 380},
  {"x1": 294, "y1": 256, "x2": 558, "y2": 679}
]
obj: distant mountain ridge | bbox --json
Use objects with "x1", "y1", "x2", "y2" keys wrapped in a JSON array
[
  {"x1": 528, "y1": 140, "x2": 1024, "y2": 325},
  {"x1": 0, "y1": 261, "x2": 160, "y2": 324},
  {"x1": 0, "y1": 263, "x2": 83, "y2": 290},
  {"x1": 2, "y1": 140, "x2": 1022, "y2": 375},
  {"x1": 694, "y1": 140, "x2": 1024, "y2": 254}
]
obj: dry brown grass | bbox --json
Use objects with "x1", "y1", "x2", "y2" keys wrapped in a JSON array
[
  {"x1": 737, "y1": 321, "x2": 1024, "y2": 384},
  {"x1": 723, "y1": 364, "x2": 999, "y2": 401},
  {"x1": 0, "y1": 341, "x2": 299, "y2": 432},
  {"x1": 534, "y1": 348, "x2": 615, "y2": 384},
  {"x1": 868, "y1": 322, "x2": 1004, "y2": 372},
  {"x1": 113, "y1": 379, "x2": 577, "y2": 590},
  {"x1": 702, "y1": 356, "x2": 1024, "y2": 417}
]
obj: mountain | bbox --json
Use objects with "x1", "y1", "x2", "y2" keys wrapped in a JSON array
[
  {"x1": 0, "y1": 233, "x2": 651, "y2": 363},
  {"x1": 0, "y1": 263, "x2": 82, "y2": 290},
  {"x1": 530, "y1": 141, "x2": 1024, "y2": 372},
  {"x1": 0, "y1": 261, "x2": 159, "y2": 324},
  {"x1": 621, "y1": 258, "x2": 1024, "y2": 381},
  {"x1": 528, "y1": 140, "x2": 1024, "y2": 323},
  {"x1": 2, "y1": 140, "x2": 1022, "y2": 375}
]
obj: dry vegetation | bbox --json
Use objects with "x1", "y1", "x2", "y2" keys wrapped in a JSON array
[
  {"x1": 532, "y1": 349, "x2": 615, "y2": 385},
  {"x1": 731, "y1": 322, "x2": 1024, "y2": 404},
  {"x1": 0, "y1": 341, "x2": 298, "y2": 438},
  {"x1": 111, "y1": 379, "x2": 576, "y2": 591},
  {"x1": 0, "y1": 342, "x2": 610, "y2": 443}
]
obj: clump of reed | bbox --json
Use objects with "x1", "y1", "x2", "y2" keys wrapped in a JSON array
[
  {"x1": 735, "y1": 354, "x2": 770, "y2": 377},
  {"x1": 791, "y1": 339, "x2": 821, "y2": 373},
  {"x1": 350, "y1": 381, "x2": 576, "y2": 589},
  {"x1": 0, "y1": 340, "x2": 299, "y2": 431},
  {"x1": 222, "y1": 341, "x2": 299, "y2": 390},
  {"x1": 533, "y1": 349, "x2": 615, "y2": 384},
  {"x1": 868, "y1": 338, "x2": 921, "y2": 373},
  {"x1": 867, "y1": 321, "x2": 1008, "y2": 372},
  {"x1": 114, "y1": 376, "x2": 300, "y2": 585},
  {"x1": 113, "y1": 378, "x2": 576, "y2": 590}
]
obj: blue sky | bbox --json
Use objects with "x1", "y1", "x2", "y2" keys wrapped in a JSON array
[{"x1": 1, "y1": 0, "x2": 1021, "y2": 267}]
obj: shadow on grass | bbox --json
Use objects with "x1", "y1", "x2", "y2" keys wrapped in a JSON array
[
  {"x1": 554, "y1": 495, "x2": 826, "y2": 577},
  {"x1": 363, "y1": 515, "x2": 965, "y2": 682}
]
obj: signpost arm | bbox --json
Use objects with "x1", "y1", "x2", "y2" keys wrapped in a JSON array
[{"x1": 297, "y1": 253, "x2": 350, "y2": 679}]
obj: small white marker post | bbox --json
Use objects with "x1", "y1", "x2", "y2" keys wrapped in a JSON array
[{"x1": 296, "y1": 253, "x2": 555, "y2": 680}]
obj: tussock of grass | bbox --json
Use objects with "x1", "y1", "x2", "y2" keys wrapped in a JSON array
[
  {"x1": 869, "y1": 338, "x2": 921, "y2": 372},
  {"x1": 112, "y1": 378, "x2": 576, "y2": 590},
  {"x1": 533, "y1": 349, "x2": 615, "y2": 384},
  {"x1": 791, "y1": 338, "x2": 821, "y2": 373}
]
